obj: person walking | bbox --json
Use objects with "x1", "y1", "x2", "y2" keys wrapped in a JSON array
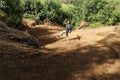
[{"x1": 56, "y1": 21, "x2": 73, "y2": 40}]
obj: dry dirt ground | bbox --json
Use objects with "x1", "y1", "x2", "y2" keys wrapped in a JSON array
[{"x1": 0, "y1": 22, "x2": 120, "y2": 80}]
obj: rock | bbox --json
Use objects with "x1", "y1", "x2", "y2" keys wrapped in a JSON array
[{"x1": 79, "y1": 21, "x2": 89, "y2": 29}]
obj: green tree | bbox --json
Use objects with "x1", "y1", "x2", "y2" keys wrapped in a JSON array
[{"x1": 0, "y1": 0, "x2": 24, "y2": 28}]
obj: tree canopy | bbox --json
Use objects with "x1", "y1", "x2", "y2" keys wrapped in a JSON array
[{"x1": 0, "y1": 0, "x2": 120, "y2": 28}]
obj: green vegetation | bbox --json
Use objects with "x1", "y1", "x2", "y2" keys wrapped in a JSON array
[
  {"x1": 0, "y1": 0, "x2": 24, "y2": 28},
  {"x1": 0, "y1": 0, "x2": 120, "y2": 29}
]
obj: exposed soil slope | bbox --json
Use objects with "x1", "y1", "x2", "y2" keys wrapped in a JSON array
[{"x1": 0, "y1": 21, "x2": 120, "y2": 80}]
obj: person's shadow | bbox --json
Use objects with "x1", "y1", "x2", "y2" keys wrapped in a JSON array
[{"x1": 70, "y1": 35, "x2": 82, "y2": 41}]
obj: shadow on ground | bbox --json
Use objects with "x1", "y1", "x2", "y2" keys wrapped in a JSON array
[
  {"x1": 69, "y1": 35, "x2": 82, "y2": 41},
  {"x1": 27, "y1": 27, "x2": 63, "y2": 46},
  {"x1": 0, "y1": 33, "x2": 120, "y2": 80}
]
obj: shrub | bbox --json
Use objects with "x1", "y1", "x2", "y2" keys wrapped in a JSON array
[
  {"x1": 23, "y1": 0, "x2": 74, "y2": 26},
  {"x1": 89, "y1": 22, "x2": 103, "y2": 28},
  {"x1": 0, "y1": 0, "x2": 24, "y2": 28}
]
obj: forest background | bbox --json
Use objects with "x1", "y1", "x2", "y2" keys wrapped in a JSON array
[{"x1": 0, "y1": 0, "x2": 120, "y2": 29}]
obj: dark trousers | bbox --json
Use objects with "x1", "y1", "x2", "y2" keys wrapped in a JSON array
[{"x1": 66, "y1": 29, "x2": 72, "y2": 37}]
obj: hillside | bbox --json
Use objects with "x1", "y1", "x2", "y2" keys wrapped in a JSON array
[{"x1": 0, "y1": 21, "x2": 120, "y2": 80}]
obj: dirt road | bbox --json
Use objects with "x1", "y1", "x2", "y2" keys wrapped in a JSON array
[{"x1": 0, "y1": 24, "x2": 120, "y2": 80}]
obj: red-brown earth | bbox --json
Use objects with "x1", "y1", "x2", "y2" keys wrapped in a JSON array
[{"x1": 0, "y1": 20, "x2": 120, "y2": 80}]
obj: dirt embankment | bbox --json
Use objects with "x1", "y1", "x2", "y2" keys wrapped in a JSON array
[{"x1": 0, "y1": 20, "x2": 120, "y2": 80}]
